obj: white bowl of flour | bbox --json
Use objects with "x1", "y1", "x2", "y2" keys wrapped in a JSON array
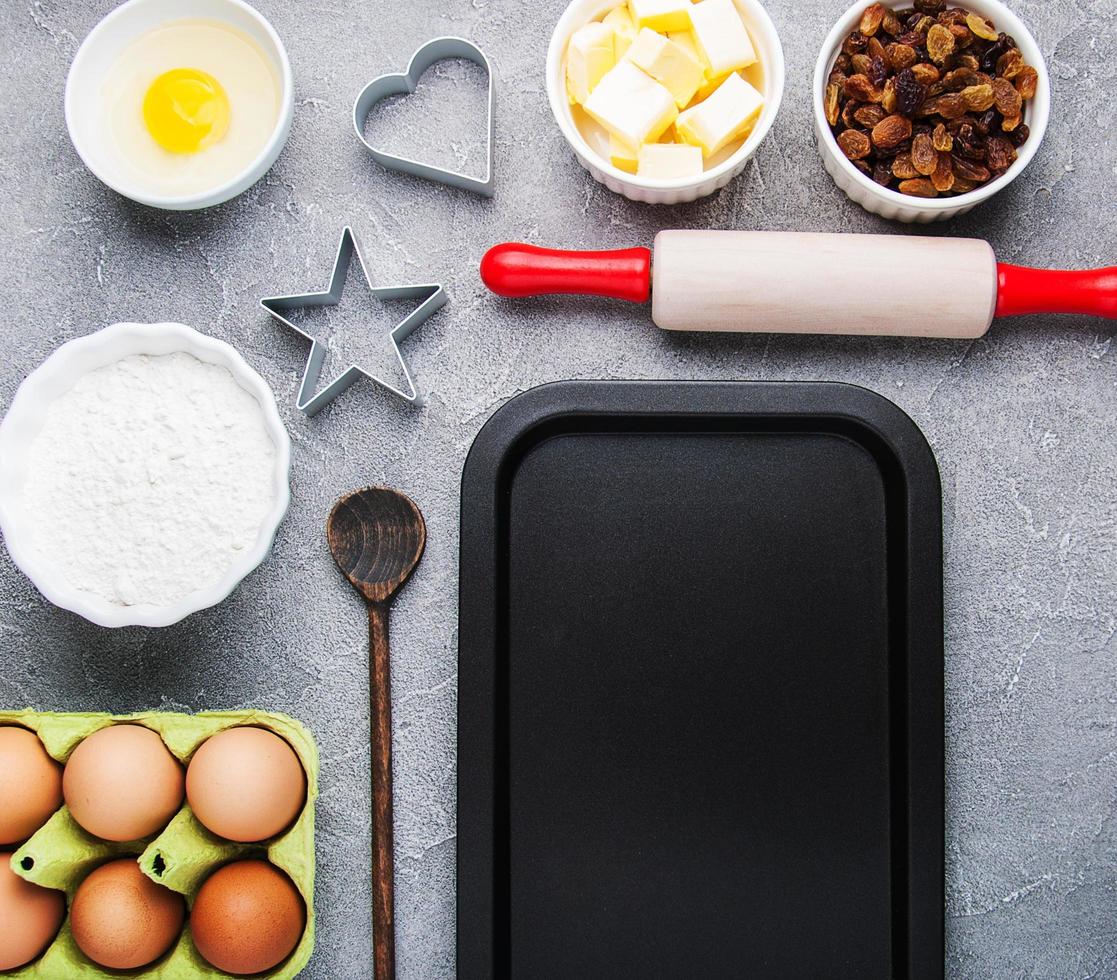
[{"x1": 0, "y1": 322, "x2": 290, "y2": 627}]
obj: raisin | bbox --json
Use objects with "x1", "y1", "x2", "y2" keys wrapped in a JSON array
[
  {"x1": 843, "y1": 30, "x2": 869, "y2": 56},
  {"x1": 872, "y1": 113, "x2": 914, "y2": 149},
  {"x1": 974, "y1": 108, "x2": 997, "y2": 134},
  {"x1": 923, "y1": 93, "x2": 968, "y2": 120},
  {"x1": 985, "y1": 135, "x2": 1017, "y2": 173},
  {"x1": 838, "y1": 128, "x2": 873, "y2": 160},
  {"x1": 852, "y1": 53, "x2": 874, "y2": 75},
  {"x1": 910, "y1": 63, "x2": 941, "y2": 85},
  {"x1": 931, "y1": 151, "x2": 955, "y2": 191},
  {"x1": 869, "y1": 55, "x2": 890, "y2": 88},
  {"x1": 895, "y1": 30, "x2": 927, "y2": 48},
  {"x1": 951, "y1": 154, "x2": 991, "y2": 182},
  {"x1": 1008, "y1": 123, "x2": 1030, "y2": 147},
  {"x1": 853, "y1": 159, "x2": 873, "y2": 176},
  {"x1": 860, "y1": 3, "x2": 886, "y2": 36},
  {"x1": 882, "y1": 8, "x2": 903, "y2": 36},
  {"x1": 854, "y1": 104, "x2": 888, "y2": 127},
  {"x1": 996, "y1": 48, "x2": 1024, "y2": 79},
  {"x1": 951, "y1": 176, "x2": 979, "y2": 193},
  {"x1": 895, "y1": 68, "x2": 926, "y2": 116},
  {"x1": 932, "y1": 122, "x2": 954, "y2": 151},
  {"x1": 1015, "y1": 66, "x2": 1038, "y2": 100},
  {"x1": 926, "y1": 23, "x2": 955, "y2": 64},
  {"x1": 943, "y1": 67, "x2": 977, "y2": 90},
  {"x1": 912, "y1": 132, "x2": 938, "y2": 174},
  {"x1": 892, "y1": 153, "x2": 921, "y2": 179},
  {"x1": 899, "y1": 177, "x2": 939, "y2": 196},
  {"x1": 868, "y1": 36, "x2": 887, "y2": 61},
  {"x1": 913, "y1": 0, "x2": 945, "y2": 14},
  {"x1": 992, "y1": 77, "x2": 1022, "y2": 117},
  {"x1": 845, "y1": 73, "x2": 882, "y2": 101},
  {"x1": 841, "y1": 99, "x2": 862, "y2": 128},
  {"x1": 825, "y1": 83, "x2": 841, "y2": 127},
  {"x1": 886, "y1": 43, "x2": 918, "y2": 71},
  {"x1": 966, "y1": 12, "x2": 998, "y2": 41},
  {"x1": 961, "y1": 83, "x2": 995, "y2": 112},
  {"x1": 872, "y1": 157, "x2": 895, "y2": 185},
  {"x1": 954, "y1": 121, "x2": 986, "y2": 158}
]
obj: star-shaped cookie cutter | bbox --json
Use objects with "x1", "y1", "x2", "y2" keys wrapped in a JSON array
[
  {"x1": 353, "y1": 36, "x2": 495, "y2": 197},
  {"x1": 260, "y1": 227, "x2": 446, "y2": 415}
]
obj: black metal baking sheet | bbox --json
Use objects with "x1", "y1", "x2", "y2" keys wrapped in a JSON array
[{"x1": 458, "y1": 381, "x2": 943, "y2": 980}]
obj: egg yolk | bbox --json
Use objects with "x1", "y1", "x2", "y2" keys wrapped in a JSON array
[{"x1": 142, "y1": 68, "x2": 230, "y2": 154}]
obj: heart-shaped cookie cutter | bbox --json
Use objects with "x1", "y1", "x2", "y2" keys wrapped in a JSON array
[{"x1": 353, "y1": 36, "x2": 495, "y2": 197}]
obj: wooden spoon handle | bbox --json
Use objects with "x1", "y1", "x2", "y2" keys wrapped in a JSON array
[{"x1": 369, "y1": 601, "x2": 395, "y2": 980}]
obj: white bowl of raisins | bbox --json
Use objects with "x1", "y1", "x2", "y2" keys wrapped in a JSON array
[{"x1": 813, "y1": 0, "x2": 1049, "y2": 222}]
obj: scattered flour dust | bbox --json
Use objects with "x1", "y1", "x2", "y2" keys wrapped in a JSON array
[{"x1": 23, "y1": 352, "x2": 277, "y2": 607}]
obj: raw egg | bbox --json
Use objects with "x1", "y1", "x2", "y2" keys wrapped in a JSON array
[
  {"x1": 70, "y1": 858, "x2": 184, "y2": 970},
  {"x1": 190, "y1": 860, "x2": 305, "y2": 975},
  {"x1": 143, "y1": 68, "x2": 230, "y2": 153},
  {"x1": 186, "y1": 726, "x2": 306, "y2": 842},
  {"x1": 0, "y1": 854, "x2": 65, "y2": 971},
  {"x1": 0, "y1": 726, "x2": 63, "y2": 845},
  {"x1": 63, "y1": 724, "x2": 184, "y2": 842}
]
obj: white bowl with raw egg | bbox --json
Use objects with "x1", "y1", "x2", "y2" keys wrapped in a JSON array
[
  {"x1": 65, "y1": 0, "x2": 294, "y2": 210},
  {"x1": 547, "y1": 0, "x2": 784, "y2": 204}
]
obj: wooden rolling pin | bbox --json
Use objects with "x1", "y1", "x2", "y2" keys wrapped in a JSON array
[{"x1": 481, "y1": 232, "x2": 1116, "y2": 337}]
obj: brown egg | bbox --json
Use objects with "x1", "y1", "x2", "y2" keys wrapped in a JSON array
[
  {"x1": 70, "y1": 857, "x2": 184, "y2": 969},
  {"x1": 0, "y1": 726, "x2": 63, "y2": 845},
  {"x1": 186, "y1": 727, "x2": 306, "y2": 843},
  {"x1": 0, "y1": 853, "x2": 66, "y2": 970},
  {"x1": 191, "y1": 860, "x2": 305, "y2": 975},
  {"x1": 63, "y1": 724, "x2": 184, "y2": 841}
]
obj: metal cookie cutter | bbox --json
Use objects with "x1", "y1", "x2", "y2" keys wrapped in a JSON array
[
  {"x1": 260, "y1": 227, "x2": 446, "y2": 415},
  {"x1": 353, "y1": 36, "x2": 495, "y2": 197}
]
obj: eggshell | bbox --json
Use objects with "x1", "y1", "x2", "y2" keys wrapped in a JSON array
[
  {"x1": 186, "y1": 726, "x2": 306, "y2": 842},
  {"x1": 63, "y1": 724, "x2": 184, "y2": 842},
  {"x1": 190, "y1": 859, "x2": 305, "y2": 975},
  {"x1": 0, "y1": 726, "x2": 63, "y2": 845},
  {"x1": 70, "y1": 857, "x2": 184, "y2": 970},
  {"x1": 0, "y1": 853, "x2": 66, "y2": 970}
]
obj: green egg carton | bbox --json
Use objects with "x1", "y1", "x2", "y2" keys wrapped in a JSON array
[{"x1": 1, "y1": 709, "x2": 318, "y2": 979}]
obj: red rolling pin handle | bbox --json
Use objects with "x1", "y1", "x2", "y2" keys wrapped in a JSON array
[
  {"x1": 996, "y1": 264, "x2": 1117, "y2": 319},
  {"x1": 480, "y1": 242, "x2": 651, "y2": 304}
]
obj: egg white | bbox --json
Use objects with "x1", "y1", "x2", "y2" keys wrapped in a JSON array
[{"x1": 101, "y1": 19, "x2": 280, "y2": 196}]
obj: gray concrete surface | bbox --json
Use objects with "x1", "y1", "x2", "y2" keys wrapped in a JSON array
[{"x1": 1, "y1": 0, "x2": 1114, "y2": 976}]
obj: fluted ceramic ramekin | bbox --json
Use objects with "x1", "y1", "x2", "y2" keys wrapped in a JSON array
[
  {"x1": 547, "y1": 0, "x2": 785, "y2": 204},
  {"x1": 0, "y1": 323, "x2": 291, "y2": 628},
  {"x1": 813, "y1": 0, "x2": 1049, "y2": 223}
]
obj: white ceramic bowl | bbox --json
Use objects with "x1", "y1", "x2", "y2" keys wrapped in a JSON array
[
  {"x1": 547, "y1": 0, "x2": 785, "y2": 204},
  {"x1": 65, "y1": 0, "x2": 294, "y2": 210},
  {"x1": 813, "y1": 0, "x2": 1049, "y2": 222},
  {"x1": 0, "y1": 323, "x2": 292, "y2": 628}
]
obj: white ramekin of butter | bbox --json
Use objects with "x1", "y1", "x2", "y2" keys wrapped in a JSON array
[
  {"x1": 65, "y1": 0, "x2": 294, "y2": 210},
  {"x1": 0, "y1": 323, "x2": 291, "y2": 628},
  {"x1": 547, "y1": 0, "x2": 784, "y2": 204}
]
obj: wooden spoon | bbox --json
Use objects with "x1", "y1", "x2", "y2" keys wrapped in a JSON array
[{"x1": 327, "y1": 487, "x2": 426, "y2": 980}]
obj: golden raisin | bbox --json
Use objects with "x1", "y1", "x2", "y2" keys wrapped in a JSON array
[
  {"x1": 910, "y1": 63, "x2": 941, "y2": 86},
  {"x1": 961, "y1": 83, "x2": 995, "y2": 112},
  {"x1": 965, "y1": 12, "x2": 997, "y2": 41},
  {"x1": 985, "y1": 135, "x2": 1017, "y2": 172},
  {"x1": 931, "y1": 152, "x2": 955, "y2": 192},
  {"x1": 899, "y1": 178, "x2": 939, "y2": 197},
  {"x1": 1015, "y1": 66, "x2": 1038, "y2": 100},
  {"x1": 992, "y1": 77, "x2": 1022, "y2": 117},
  {"x1": 911, "y1": 132, "x2": 938, "y2": 175},
  {"x1": 882, "y1": 8, "x2": 903, "y2": 36},
  {"x1": 854, "y1": 104, "x2": 888, "y2": 127},
  {"x1": 996, "y1": 48, "x2": 1024, "y2": 79},
  {"x1": 951, "y1": 154, "x2": 990, "y2": 182},
  {"x1": 886, "y1": 43, "x2": 918, "y2": 71},
  {"x1": 892, "y1": 153, "x2": 920, "y2": 179},
  {"x1": 825, "y1": 83, "x2": 841, "y2": 126},
  {"x1": 951, "y1": 176, "x2": 979, "y2": 193},
  {"x1": 926, "y1": 23, "x2": 955, "y2": 64},
  {"x1": 838, "y1": 129, "x2": 873, "y2": 160},
  {"x1": 932, "y1": 123, "x2": 953, "y2": 152},
  {"x1": 860, "y1": 3, "x2": 886, "y2": 36},
  {"x1": 1001, "y1": 113, "x2": 1022, "y2": 133},
  {"x1": 844, "y1": 73, "x2": 883, "y2": 102},
  {"x1": 871, "y1": 113, "x2": 914, "y2": 150}
]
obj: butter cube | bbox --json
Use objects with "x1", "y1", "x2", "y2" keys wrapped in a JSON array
[
  {"x1": 676, "y1": 71, "x2": 763, "y2": 156},
  {"x1": 628, "y1": 0, "x2": 694, "y2": 33},
  {"x1": 610, "y1": 134, "x2": 639, "y2": 172},
  {"x1": 689, "y1": 0, "x2": 758, "y2": 77},
  {"x1": 566, "y1": 21, "x2": 618, "y2": 105},
  {"x1": 626, "y1": 28, "x2": 705, "y2": 108},
  {"x1": 637, "y1": 142, "x2": 703, "y2": 178},
  {"x1": 583, "y1": 59, "x2": 678, "y2": 150},
  {"x1": 604, "y1": 5, "x2": 637, "y2": 59}
]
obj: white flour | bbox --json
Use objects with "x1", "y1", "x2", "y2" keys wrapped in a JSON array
[{"x1": 23, "y1": 352, "x2": 277, "y2": 607}]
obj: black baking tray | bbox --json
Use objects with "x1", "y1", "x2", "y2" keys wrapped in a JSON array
[{"x1": 457, "y1": 381, "x2": 943, "y2": 979}]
